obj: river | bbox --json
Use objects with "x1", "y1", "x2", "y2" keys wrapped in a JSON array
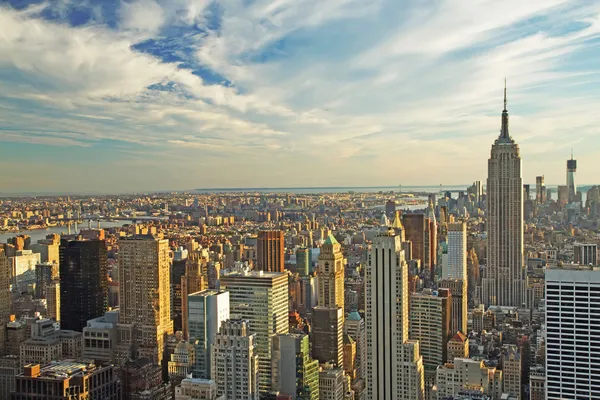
[{"x1": 0, "y1": 220, "x2": 133, "y2": 244}]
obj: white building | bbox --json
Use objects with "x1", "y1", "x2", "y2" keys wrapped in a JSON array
[
  {"x1": 211, "y1": 319, "x2": 259, "y2": 400},
  {"x1": 573, "y1": 243, "x2": 597, "y2": 266},
  {"x1": 319, "y1": 365, "x2": 346, "y2": 400},
  {"x1": 435, "y1": 358, "x2": 503, "y2": 400},
  {"x1": 10, "y1": 250, "x2": 41, "y2": 286},
  {"x1": 83, "y1": 309, "x2": 118, "y2": 363},
  {"x1": 175, "y1": 378, "x2": 225, "y2": 400},
  {"x1": 188, "y1": 290, "x2": 230, "y2": 379},
  {"x1": 482, "y1": 86, "x2": 525, "y2": 307},
  {"x1": 545, "y1": 266, "x2": 600, "y2": 399},
  {"x1": 444, "y1": 222, "x2": 467, "y2": 280},
  {"x1": 219, "y1": 271, "x2": 288, "y2": 393},
  {"x1": 366, "y1": 229, "x2": 425, "y2": 399}
]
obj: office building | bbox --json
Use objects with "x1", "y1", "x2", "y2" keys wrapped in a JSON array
[
  {"x1": 409, "y1": 288, "x2": 452, "y2": 397},
  {"x1": 446, "y1": 332, "x2": 469, "y2": 362},
  {"x1": 444, "y1": 222, "x2": 467, "y2": 279},
  {"x1": 535, "y1": 176, "x2": 546, "y2": 204},
  {"x1": 344, "y1": 311, "x2": 366, "y2": 381},
  {"x1": 424, "y1": 201, "x2": 438, "y2": 282},
  {"x1": 272, "y1": 333, "x2": 319, "y2": 400},
  {"x1": 9, "y1": 250, "x2": 40, "y2": 287},
  {"x1": 34, "y1": 262, "x2": 58, "y2": 299},
  {"x1": 0, "y1": 355, "x2": 20, "y2": 399},
  {"x1": 59, "y1": 239, "x2": 108, "y2": 332},
  {"x1": 319, "y1": 364, "x2": 347, "y2": 400},
  {"x1": 211, "y1": 319, "x2": 259, "y2": 400},
  {"x1": 45, "y1": 280, "x2": 60, "y2": 322},
  {"x1": 175, "y1": 378, "x2": 224, "y2": 400},
  {"x1": 529, "y1": 369, "x2": 545, "y2": 400},
  {"x1": 557, "y1": 185, "x2": 569, "y2": 207},
  {"x1": 83, "y1": 309, "x2": 118, "y2": 363},
  {"x1": 0, "y1": 248, "x2": 10, "y2": 322},
  {"x1": 573, "y1": 243, "x2": 597, "y2": 266},
  {"x1": 181, "y1": 252, "x2": 208, "y2": 340},
  {"x1": 501, "y1": 344, "x2": 522, "y2": 400},
  {"x1": 482, "y1": 85, "x2": 525, "y2": 307},
  {"x1": 257, "y1": 230, "x2": 285, "y2": 272},
  {"x1": 318, "y1": 235, "x2": 345, "y2": 309},
  {"x1": 11, "y1": 361, "x2": 120, "y2": 399},
  {"x1": 545, "y1": 266, "x2": 600, "y2": 399},
  {"x1": 188, "y1": 289, "x2": 230, "y2": 379},
  {"x1": 168, "y1": 340, "x2": 196, "y2": 384},
  {"x1": 312, "y1": 306, "x2": 344, "y2": 367},
  {"x1": 366, "y1": 229, "x2": 425, "y2": 399},
  {"x1": 116, "y1": 235, "x2": 173, "y2": 365},
  {"x1": 438, "y1": 279, "x2": 468, "y2": 335},
  {"x1": 435, "y1": 358, "x2": 503, "y2": 400},
  {"x1": 220, "y1": 271, "x2": 288, "y2": 393},
  {"x1": 385, "y1": 200, "x2": 396, "y2": 219},
  {"x1": 402, "y1": 214, "x2": 426, "y2": 267},
  {"x1": 567, "y1": 152, "x2": 577, "y2": 203},
  {"x1": 296, "y1": 248, "x2": 311, "y2": 277},
  {"x1": 119, "y1": 357, "x2": 171, "y2": 400}
]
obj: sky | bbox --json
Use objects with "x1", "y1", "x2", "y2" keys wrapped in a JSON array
[{"x1": 0, "y1": 0, "x2": 599, "y2": 194}]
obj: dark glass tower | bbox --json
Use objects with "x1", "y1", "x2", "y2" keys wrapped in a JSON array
[{"x1": 59, "y1": 239, "x2": 108, "y2": 331}]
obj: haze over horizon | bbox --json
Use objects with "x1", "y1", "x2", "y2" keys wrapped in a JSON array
[{"x1": 1, "y1": 0, "x2": 600, "y2": 193}]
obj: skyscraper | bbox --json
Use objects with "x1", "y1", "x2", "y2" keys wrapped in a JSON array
[
  {"x1": 211, "y1": 319, "x2": 260, "y2": 400},
  {"x1": 567, "y1": 151, "x2": 577, "y2": 203},
  {"x1": 535, "y1": 176, "x2": 546, "y2": 204},
  {"x1": 296, "y1": 248, "x2": 311, "y2": 277},
  {"x1": 545, "y1": 266, "x2": 600, "y2": 399},
  {"x1": 59, "y1": 239, "x2": 108, "y2": 332},
  {"x1": 0, "y1": 248, "x2": 10, "y2": 322},
  {"x1": 344, "y1": 311, "x2": 366, "y2": 381},
  {"x1": 482, "y1": 84, "x2": 525, "y2": 307},
  {"x1": 312, "y1": 306, "x2": 344, "y2": 367},
  {"x1": 317, "y1": 234, "x2": 345, "y2": 309},
  {"x1": 219, "y1": 271, "x2": 289, "y2": 393},
  {"x1": 366, "y1": 229, "x2": 425, "y2": 399},
  {"x1": 443, "y1": 222, "x2": 467, "y2": 280},
  {"x1": 438, "y1": 279, "x2": 467, "y2": 335},
  {"x1": 188, "y1": 289, "x2": 230, "y2": 379},
  {"x1": 257, "y1": 230, "x2": 285, "y2": 272},
  {"x1": 116, "y1": 235, "x2": 173, "y2": 365},
  {"x1": 424, "y1": 201, "x2": 437, "y2": 282},
  {"x1": 272, "y1": 333, "x2": 320, "y2": 400}
]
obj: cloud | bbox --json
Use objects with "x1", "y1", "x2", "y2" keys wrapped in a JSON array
[{"x1": 1, "y1": 0, "x2": 600, "y2": 192}]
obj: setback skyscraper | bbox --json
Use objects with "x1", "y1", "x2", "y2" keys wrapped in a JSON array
[{"x1": 482, "y1": 84, "x2": 525, "y2": 307}]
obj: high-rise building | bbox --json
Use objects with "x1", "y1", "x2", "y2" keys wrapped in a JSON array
[
  {"x1": 45, "y1": 280, "x2": 60, "y2": 322},
  {"x1": 443, "y1": 222, "x2": 467, "y2": 280},
  {"x1": 0, "y1": 248, "x2": 10, "y2": 323},
  {"x1": 402, "y1": 214, "x2": 425, "y2": 266},
  {"x1": 409, "y1": 288, "x2": 452, "y2": 397},
  {"x1": 116, "y1": 235, "x2": 173, "y2": 365},
  {"x1": 567, "y1": 152, "x2": 577, "y2": 203},
  {"x1": 535, "y1": 176, "x2": 546, "y2": 204},
  {"x1": 319, "y1": 364, "x2": 347, "y2": 400},
  {"x1": 119, "y1": 357, "x2": 171, "y2": 399},
  {"x1": 317, "y1": 234, "x2": 345, "y2": 309},
  {"x1": 435, "y1": 358, "x2": 503, "y2": 399},
  {"x1": 59, "y1": 239, "x2": 108, "y2": 332},
  {"x1": 34, "y1": 262, "x2": 58, "y2": 299},
  {"x1": 573, "y1": 243, "x2": 597, "y2": 266},
  {"x1": 296, "y1": 248, "x2": 311, "y2": 277},
  {"x1": 219, "y1": 271, "x2": 288, "y2": 393},
  {"x1": 557, "y1": 185, "x2": 569, "y2": 207},
  {"x1": 272, "y1": 333, "x2": 320, "y2": 400},
  {"x1": 385, "y1": 200, "x2": 396, "y2": 219},
  {"x1": 366, "y1": 229, "x2": 425, "y2": 399},
  {"x1": 257, "y1": 230, "x2": 285, "y2": 272},
  {"x1": 438, "y1": 279, "x2": 467, "y2": 335},
  {"x1": 446, "y1": 332, "x2": 469, "y2": 362},
  {"x1": 312, "y1": 306, "x2": 344, "y2": 367},
  {"x1": 545, "y1": 266, "x2": 600, "y2": 399},
  {"x1": 424, "y1": 201, "x2": 438, "y2": 282},
  {"x1": 0, "y1": 356, "x2": 20, "y2": 399},
  {"x1": 188, "y1": 289, "x2": 230, "y2": 379},
  {"x1": 181, "y1": 251, "x2": 208, "y2": 340},
  {"x1": 83, "y1": 310, "x2": 118, "y2": 363},
  {"x1": 211, "y1": 319, "x2": 259, "y2": 400},
  {"x1": 11, "y1": 361, "x2": 120, "y2": 400},
  {"x1": 482, "y1": 84, "x2": 525, "y2": 307},
  {"x1": 501, "y1": 344, "x2": 522, "y2": 399},
  {"x1": 168, "y1": 340, "x2": 196, "y2": 385},
  {"x1": 344, "y1": 311, "x2": 366, "y2": 381}
]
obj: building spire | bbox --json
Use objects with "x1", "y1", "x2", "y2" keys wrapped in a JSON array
[{"x1": 500, "y1": 79, "x2": 510, "y2": 140}]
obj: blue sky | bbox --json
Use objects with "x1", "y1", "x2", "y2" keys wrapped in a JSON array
[{"x1": 1, "y1": 0, "x2": 599, "y2": 193}]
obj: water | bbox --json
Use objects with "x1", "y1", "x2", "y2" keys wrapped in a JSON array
[
  {"x1": 192, "y1": 185, "x2": 470, "y2": 194},
  {"x1": 0, "y1": 220, "x2": 132, "y2": 244}
]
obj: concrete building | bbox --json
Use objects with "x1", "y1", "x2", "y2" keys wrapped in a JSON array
[
  {"x1": 34, "y1": 262, "x2": 58, "y2": 299},
  {"x1": 312, "y1": 306, "x2": 344, "y2": 367},
  {"x1": 0, "y1": 248, "x2": 10, "y2": 323},
  {"x1": 116, "y1": 235, "x2": 174, "y2": 365},
  {"x1": 9, "y1": 250, "x2": 41, "y2": 287},
  {"x1": 446, "y1": 332, "x2": 469, "y2": 363},
  {"x1": 0, "y1": 355, "x2": 20, "y2": 399},
  {"x1": 435, "y1": 358, "x2": 503, "y2": 400},
  {"x1": 409, "y1": 288, "x2": 452, "y2": 398},
  {"x1": 83, "y1": 309, "x2": 118, "y2": 363},
  {"x1": 545, "y1": 266, "x2": 600, "y2": 399},
  {"x1": 168, "y1": 340, "x2": 196, "y2": 384},
  {"x1": 319, "y1": 364, "x2": 347, "y2": 400},
  {"x1": 45, "y1": 280, "x2": 60, "y2": 322},
  {"x1": 211, "y1": 319, "x2": 259, "y2": 400},
  {"x1": 501, "y1": 345, "x2": 521, "y2": 400},
  {"x1": 188, "y1": 289, "x2": 230, "y2": 379},
  {"x1": 482, "y1": 85, "x2": 525, "y2": 307},
  {"x1": 366, "y1": 229, "x2": 425, "y2": 399},
  {"x1": 344, "y1": 311, "x2": 366, "y2": 381},
  {"x1": 535, "y1": 176, "x2": 546, "y2": 204},
  {"x1": 296, "y1": 248, "x2": 311, "y2": 277},
  {"x1": 573, "y1": 243, "x2": 597, "y2": 266},
  {"x1": 318, "y1": 234, "x2": 345, "y2": 309},
  {"x1": 59, "y1": 239, "x2": 108, "y2": 332},
  {"x1": 175, "y1": 378, "x2": 225, "y2": 400},
  {"x1": 272, "y1": 333, "x2": 319, "y2": 400},
  {"x1": 181, "y1": 252, "x2": 209, "y2": 340},
  {"x1": 219, "y1": 271, "x2": 288, "y2": 393},
  {"x1": 11, "y1": 361, "x2": 120, "y2": 399},
  {"x1": 438, "y1": 279, "x2": 468, "y2": 335},
  {"x1": 444, "y1": 222, "x2": 467, "y2": 279},
  {"x1": 119, "y1": 357, "x2": 171, "y2": 400},
  {"x1": 529, "y1": 369, "x2": 545, "y2": 400},
  {"x1": 257, "y1": 230, "x2": 285, "y2": 272}
]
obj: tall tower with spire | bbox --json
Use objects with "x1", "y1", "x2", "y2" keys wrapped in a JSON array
[
  {"x1": 567, "y1": 150, "x2": 577, "y2": 203},
  {"x1": 481, "y1": 82, "x2": 525, "y2": 307}
]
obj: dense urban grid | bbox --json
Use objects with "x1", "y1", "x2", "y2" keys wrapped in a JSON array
[{"x1": 0, "y1": 91, "x2": 599, "y2": 400}]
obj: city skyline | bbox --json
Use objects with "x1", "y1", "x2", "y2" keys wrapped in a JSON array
[{"x1": 1, "y1": 1, "x2": 600, "y2": 192}]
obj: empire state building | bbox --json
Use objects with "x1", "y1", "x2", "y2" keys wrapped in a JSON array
[{"x1": 482, "y1": 83, "x2": 525, "y2": 307}]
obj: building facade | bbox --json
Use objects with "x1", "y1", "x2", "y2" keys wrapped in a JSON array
[
  {"x1": 312, "y1": 306, "x2": 344, "y2": 367},
  {"x1": 438, "y1": 279, "x2": 468, "y2": 335},
  {"x1": 257, "y1": 230, "x2": 285, "y2": 272},
  {"x1": 272, "y1": 333, "x2": 319, "y2": 400}
]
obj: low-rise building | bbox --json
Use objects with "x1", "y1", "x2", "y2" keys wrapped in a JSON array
[{"x1": 175, "y1": 378, "x2": 225, "y2": 400}]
